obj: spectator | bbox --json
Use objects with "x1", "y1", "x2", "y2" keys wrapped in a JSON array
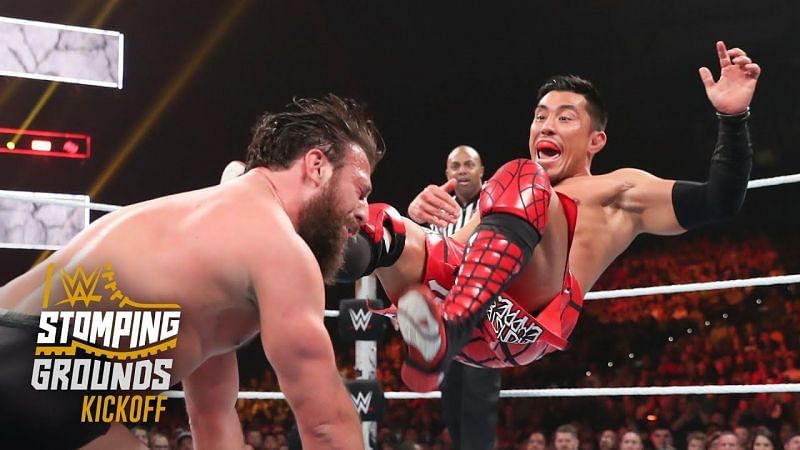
[
  {"x1": 709, "y1": 431, "x2": 742, "y2": 450},
  {"x1": 525, "y1": 431, "x2": 547, "y2": 450},
  {"x1": 555, "y1": 425, "x2": 580, "y2": 450},
  {"x1": 688, "y1": 432, "x2": 707, "y2": 450},
  {"x1": 750, "y1": 427, "x2": 780, "y2": 450},
  {"x1": 149, "y1": 432, "x2": 170, "y2": 450},
  {"x1": 176, "y1": 431, "x2": 193, "y2": 450},
  {"x1": 599, "y1": 430, "x2": 619, "y2": 450},
  {"x1": 620, "y1": 432, "x2": 645, "y2": 450}
]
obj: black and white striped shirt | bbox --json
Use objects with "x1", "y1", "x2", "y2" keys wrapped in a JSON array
[{"x1": 430, "y1": 193, "x2": 480, "y2": 237}]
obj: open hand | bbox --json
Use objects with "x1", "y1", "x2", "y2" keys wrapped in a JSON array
[
  {"x1": 699, "y1": 41, "x2": 761, "y2": 114},
  {"x1": 407, "y1": 179, "x2": 460, "y2": 228}
]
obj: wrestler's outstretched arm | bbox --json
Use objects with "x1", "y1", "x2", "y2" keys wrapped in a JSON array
[
  {"x1": 254, "y1": 235, "x2": 363, "y2": 450},
  {"x1": 183, "y1": 352, "x2": 244, "y2": 449},
  {"x1": 610, "y1": 40, "x2": 760, "y2": 235}
]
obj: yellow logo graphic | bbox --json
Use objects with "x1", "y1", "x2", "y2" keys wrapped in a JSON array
[
  {"x1": 57, "y1": 266, "x2": 103, "y2": 307},
  {"x1": 32, "y1": 263, "x2": 179, "y2": 424},
  {"x1": 36, "y1": 263, "x2": 181, "y2": 360}
]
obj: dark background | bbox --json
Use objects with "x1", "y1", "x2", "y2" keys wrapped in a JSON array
[{"x1": 1, "y1": 0, "x2": 798, "y2": 283}]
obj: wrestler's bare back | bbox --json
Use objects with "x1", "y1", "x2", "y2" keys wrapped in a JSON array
[{"x1": 0, "y1": 169, "x2": 306, "y2": 384}]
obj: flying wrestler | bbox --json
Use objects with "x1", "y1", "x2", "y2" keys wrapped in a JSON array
[{"x1": 337, "y1": 41, "x2": 760, "y2": 391}]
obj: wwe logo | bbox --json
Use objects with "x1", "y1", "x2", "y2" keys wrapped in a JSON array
[
  {"x1": 350, "y1": 391, "x2": 373, "y2": 414},
  {"x1": 58, "y1": 266, "x2": 102, "y2": 307},
  {"x1": 348, "y1": 308, "x2": 372, "y2": 332}
]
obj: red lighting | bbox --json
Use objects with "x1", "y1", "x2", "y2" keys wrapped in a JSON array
[
  {"x1": 0, "y1": 127, "x2": 90, "y2": 159},
  {"x1": 63, "y1": 141, "x2": 79, "y2": 153}
]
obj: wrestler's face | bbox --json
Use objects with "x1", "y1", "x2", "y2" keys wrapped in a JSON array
[
  {"x1": 297, "y1": 145, "x2": 371, "y2": 283},
  {"x1": 620, "y1": 432, "x2": 643, "y2": 450},
  {"x1": 529, "y1": 90, "x2": 606, "y2": 184},
  {"x1": 334, "y1": 145, "x2": 372, "y2": 232}
]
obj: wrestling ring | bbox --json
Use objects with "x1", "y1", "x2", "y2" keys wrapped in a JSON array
[{"x1": 2, "y1": 171, "x2": 800, "y2": 447}]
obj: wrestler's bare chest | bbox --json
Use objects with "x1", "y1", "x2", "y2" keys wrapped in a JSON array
[{"x1": 554, "y1": 176, "x2": 638, "y2": 291}]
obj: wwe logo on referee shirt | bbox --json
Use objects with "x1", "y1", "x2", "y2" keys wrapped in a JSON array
[
  {"x1": 348, "y1": 308, "x2": 373, "y2": 332},
  {"x1": 350, "y1": 391, "x2": 373, "y2": 415}
]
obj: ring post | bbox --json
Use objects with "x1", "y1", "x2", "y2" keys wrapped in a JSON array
[{"x1": 356, "y1": 275, "x2": 378, "y2": 449}]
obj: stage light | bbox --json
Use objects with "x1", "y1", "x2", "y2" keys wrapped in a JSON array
[
  {"x1": 63, "y1": 141, "x2": 79, "y2": 153},
  {"x1": 31, "y1": 139, "x2": 52, "y2": 151},
  {"x1": 0, "y1": 128, "x2": 90, "y2": 159}
]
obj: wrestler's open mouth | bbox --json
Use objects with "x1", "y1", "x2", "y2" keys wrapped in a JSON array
[
  {"x1": 345, "y1": 224, "x2": 358, "y2": 237},
  {"x1": 536, "y1": 141, "x2": 561, "y2": 161}
]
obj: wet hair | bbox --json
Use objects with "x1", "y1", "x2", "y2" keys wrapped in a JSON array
[
  {"x1": 245, "y1": 94, "x2": 385, "y2": 172},
  {"x1": 536, "y1": 74, "x2": 608, "y2": 131}
]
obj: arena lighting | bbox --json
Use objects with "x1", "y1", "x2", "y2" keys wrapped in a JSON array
[
  {"x1": 0, "y1": 16, "x2": 124, "y2": 89},
  {"x1": 31, "y1": 139, "x2": 52, "y2": 151},
  {"x1": 0, "y1": 127, "x2": 90, "y2": 159}
]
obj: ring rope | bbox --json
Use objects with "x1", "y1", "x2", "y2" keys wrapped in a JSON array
[
  {"x1": 746, "y1": 173, "x2": 800, "y2": 189},
  {"x1": 1, "y1": 173, "x2": 797, "y2": 213},
  {"x1": 322, "y1": 274, "x2": 800, "y2": 317},
  {"x1": 163, "y1": 383, "x2": 800, "y2": 401},
  {"x1": 0, "y1": 190, "x2": 119, "y2": 212},
  {"x1": 583, "y1": 273, "x2": 800, "y2": 301}
]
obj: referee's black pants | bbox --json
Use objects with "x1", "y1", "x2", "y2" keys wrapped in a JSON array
[{"x1": 441, "y1": 361, "x2": 501, "y2": 450}]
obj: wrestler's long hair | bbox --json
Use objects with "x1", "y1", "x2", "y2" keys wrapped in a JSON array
[{"x1": 245, "y1": 94, "x2": 385, "y2": 172}]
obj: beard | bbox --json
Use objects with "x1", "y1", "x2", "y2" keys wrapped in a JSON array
[{"x1": 296, "y1": 176, "x2": 356, "y2": 285}]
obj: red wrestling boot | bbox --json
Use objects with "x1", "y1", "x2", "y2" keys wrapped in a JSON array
[
  {"x1": 398, "y1": 159, "x2": 552, "y2": 392},
  {"x1": 397, "y1": 285, "x2": 449, "y2": 392}
]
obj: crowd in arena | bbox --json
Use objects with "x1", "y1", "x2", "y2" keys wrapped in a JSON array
[{"x1": 144, "y1": 229, "x2": 800, "y2": 450}]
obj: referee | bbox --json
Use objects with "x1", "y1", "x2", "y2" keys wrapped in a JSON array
[{"x1": 412, "y1": 145, "x2": 501, "y2": 450}]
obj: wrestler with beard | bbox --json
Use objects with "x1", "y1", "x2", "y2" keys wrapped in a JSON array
[
  {"x1": 0, "y1": 95, "x2": 384, "y2": 449},
  {"x1": 297, "y1": 169, "x2": 361, "y2": 284}
]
